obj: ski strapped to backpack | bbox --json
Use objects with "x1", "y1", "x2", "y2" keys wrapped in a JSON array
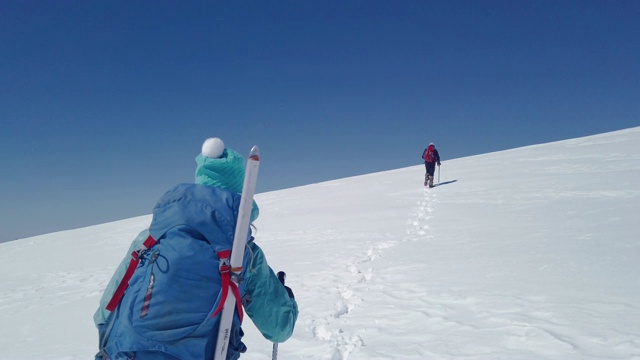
[
  {"x1": 210, "y1": 249, "x2": 243, "y2": 322},
  {"x1": 214, "y1": 145, "x2": 260, "y2": 360}
]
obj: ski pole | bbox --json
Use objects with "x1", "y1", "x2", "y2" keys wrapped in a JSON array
[
  {"x1": 272, "y1": 271, "x2": 286, "y2": 360},
  {"x1": 438, "y1": 165, "x2": 440, "y2": 184}
]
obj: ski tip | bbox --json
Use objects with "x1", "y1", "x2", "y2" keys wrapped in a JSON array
[{"x1": 249, "y1": 145, "x2": 260, "y2": 161}]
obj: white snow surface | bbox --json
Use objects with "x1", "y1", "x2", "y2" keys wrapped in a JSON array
[{"x1": 1, "y1": 127, "x2": 639, "y2": 360}]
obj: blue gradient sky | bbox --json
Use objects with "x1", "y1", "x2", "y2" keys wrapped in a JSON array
[{"x1": 1, "y1": 1, "x2": 639, "y2": 242}]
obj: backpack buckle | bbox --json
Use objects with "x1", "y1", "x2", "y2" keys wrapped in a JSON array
[
  {"x1": 219, "y1": 257, "x2": 230, "y2": 273},
  {"x1": 131, "y1": 248, "x2": 147, "y2": 261},
  {"x1": 217, "y1": 250, "x2": 232, "y2": 274},
  {"x1": 131, "y1": 235, "x2": 158, "y2": 261}
]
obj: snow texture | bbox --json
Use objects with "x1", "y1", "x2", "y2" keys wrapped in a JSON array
[{"x1": 1, "y1": 127, "x2": 639, "y2": 360}]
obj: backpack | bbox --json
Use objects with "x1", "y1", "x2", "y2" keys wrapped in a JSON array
[
  {"x1": 422, "y1": 145, "x2": 435, "y2": 163},
  {"x1": 97, "y1": 184, "x2": 249, "y2": 360}
]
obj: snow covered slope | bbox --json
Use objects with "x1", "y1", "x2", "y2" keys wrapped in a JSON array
[{"x1": 1, "y1": 127, "x2": 639, "y2": 360}]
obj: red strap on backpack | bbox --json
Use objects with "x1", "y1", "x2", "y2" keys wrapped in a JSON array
[
  {"x1": 105, "y1": 235, "x2": 158, "y2": 311},
  {"x1": 211, "y1": 250, "x2": 244, "y2": 323}
]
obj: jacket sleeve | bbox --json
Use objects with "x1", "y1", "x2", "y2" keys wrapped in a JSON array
[
  {"x1": 243, "y1": 241, "x2": 299, "y2": 343},
  {"x1": 93, "y1": 229, "x2": 150, "y2": 328}
]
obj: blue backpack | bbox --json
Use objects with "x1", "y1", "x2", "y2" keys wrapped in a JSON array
[{"x1": 97, "y1": 184, "x2": 250, "y2": 360}]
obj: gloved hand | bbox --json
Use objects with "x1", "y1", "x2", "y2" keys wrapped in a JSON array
[
  {"x1": 277, "y1": 271, "x2": 295, "y2": 299},
  {"x1": 284, "y1": 285, "x2": 295, "y2": 299},
  {"x1": 437, "y1": 162, "x2": 441, "y2": 166}
]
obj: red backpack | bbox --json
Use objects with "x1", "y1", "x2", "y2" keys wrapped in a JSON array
[{"x1": 422, "y1": 145, "x2": 435, "y2": 162}]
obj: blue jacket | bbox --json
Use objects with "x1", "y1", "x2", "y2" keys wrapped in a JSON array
[{"x1": 94, "y1": 184, "x2": 298, "y2": 359}]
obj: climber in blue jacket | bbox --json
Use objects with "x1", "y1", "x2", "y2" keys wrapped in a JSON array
[{"x1": 94, "y1": 137, "x2": 298, "y2": 360}]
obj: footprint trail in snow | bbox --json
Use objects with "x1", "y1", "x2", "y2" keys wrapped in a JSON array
[{"x1": 310, "y1": 187, "x2": 437, "y2": 359}]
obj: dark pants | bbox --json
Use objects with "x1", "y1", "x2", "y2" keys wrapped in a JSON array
[{"x1": 425, "y1": 162, "x2": 436, "y2": 176}]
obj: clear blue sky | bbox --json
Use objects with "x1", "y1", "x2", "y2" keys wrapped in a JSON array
[{"x1": 1, "y1": 1, "x2": 638, "y2": 242}]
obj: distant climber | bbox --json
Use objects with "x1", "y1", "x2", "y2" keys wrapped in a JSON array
[{"x1": 421, "y1": 143, "x2": 441, "y2": 188}]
